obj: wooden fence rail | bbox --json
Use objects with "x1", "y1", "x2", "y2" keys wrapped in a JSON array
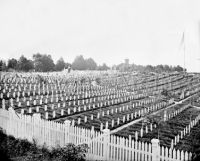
[{"x1": 0, "y1": 108, "x2": 192, "y2": 161}]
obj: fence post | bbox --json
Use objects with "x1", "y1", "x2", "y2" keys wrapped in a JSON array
[
  {"x1": 151, "y1": 138, "x2": 160, "y2": 161},
  {"x1": 8, "y1": 107, "x2": 18, "y2": 137},
  {"x1": 32, "y1": 113, "x2": 41, "y2": 144},
  {"x1": 102, "y1": 129, "x2": 110, "y2": 161},
  {"x1": 64, "y1": 120, "x2": 71, "y2": 144}
]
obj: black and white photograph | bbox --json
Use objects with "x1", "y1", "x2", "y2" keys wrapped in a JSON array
[{"x1": 0, "y1": 0, "x2": 200, "y2": 160}]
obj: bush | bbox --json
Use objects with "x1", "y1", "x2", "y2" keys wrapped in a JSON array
[
  {"x1": 50, "y1": 143, "x2": 88, "y2": 161},
  {"x1": 0, "y1": 128, "x2": 88, "y2": 161}
]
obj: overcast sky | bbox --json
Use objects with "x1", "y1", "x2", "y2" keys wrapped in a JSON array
[{"x1": 0, "y1": 0, "x2": 200, "y2": 72}]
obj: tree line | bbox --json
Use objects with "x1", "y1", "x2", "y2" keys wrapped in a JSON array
[
  {"x1": 71, "y1": 55, "x2": 109, "y2": 71},
  {"x1": 114, "y1": 63, "x2": 185, "y2": 73},
  {"x1": 0, "y1": 54, "x2": 110, "y2": 72},
  {"x1": 0, "y1": 53, "x2": 185, "y2": 73}
]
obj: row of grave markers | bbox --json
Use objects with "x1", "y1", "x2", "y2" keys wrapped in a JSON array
[
  {"x1": 171, "y1": 113, "x2": 200, "y2": 149},
  {"x1": 66, "y1": 100, "x2": 169, "y2": 130}
]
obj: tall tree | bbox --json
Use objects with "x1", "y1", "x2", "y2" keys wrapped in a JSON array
[
  {"x1": 18, "y1": 55, "x2": 33, "y2": 72},
  {"x1": 0, "y1": 60, "x2": 7, "y2": 71},
  {"x1": 33, "y1": 53, "x2": 55, "y2": 72},
  {"x1": 33, "y1": 53, "x2": 43, "y2": 71},
  {"x1": 72, "y1": 55, "x2": 87, "y2": 70},
  {"x1": 145, "y1": 65, "x2": 154, "y2": 72},
  {"x1": 163, "y1": 65, "x2": 170, "y2": 72},
  {"x1": 155, "y1": 65, "x2": 164, "y2": 73},
  {"x1": 55, "y1": 57, "x2": 66, "y2": 71},
  {"x1": 7, "y1": 58, "x2": 18, "y2": 69},
  {"x1": 85, "y1": 58, "x2": 97, "y2": 70},
  {"x1": 173, "y1": 65, "x2": 184, "y2": 72}
]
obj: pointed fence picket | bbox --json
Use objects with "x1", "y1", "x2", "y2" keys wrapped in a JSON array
[{"x1": 0, "y1": 108, "x2": 193, "y2": 161}]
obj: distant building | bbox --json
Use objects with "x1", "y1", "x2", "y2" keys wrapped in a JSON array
[
  {"x1": 118, "y1": 59, "x2": 130, "y2": 72},
  {"x1": 125, "y1": 59, "x2": 129, "y2": 65}
]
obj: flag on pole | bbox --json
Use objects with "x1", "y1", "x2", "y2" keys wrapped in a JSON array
[
  {"x1": 179, "y1": 32, "x2": 185, "y2": 50},
  {"x1": 177, "y1": 31, "x2": 186, "y2": 72}
]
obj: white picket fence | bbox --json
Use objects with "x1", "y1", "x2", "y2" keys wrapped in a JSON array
[{"x1": 0, "y1": 108, "x2": 192, "y2": 161}]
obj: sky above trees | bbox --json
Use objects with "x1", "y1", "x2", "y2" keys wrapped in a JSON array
[{"x1": 0, "y1": 0, "x2": 200, "y2": 72}]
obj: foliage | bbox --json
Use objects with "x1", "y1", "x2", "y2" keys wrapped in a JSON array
[
  {"x1": 97, "y1": 63, "x2": 110, "y2": 70},
  {"x1": 18, "y1": 55, "x2": 34, "y2": 72},
  {"x1": 55, "y1": 57, "x2": 66, "y2": 71},
  {"x1": 115, "y1": 63, "x2": 185, "y2": 73},
  {"x1": 0, "y1": 53, "x2": 185, "y2": 72},
  {"x1": 85, "y1": 58, "x2": 97, "y2": 70},
  {"x1": 50, "y1": 143, "x2": 88, "y2": 161},
  {"x1": 33, "y1": 53, "x2": 55, "y2": 72},
  {"x1": 0, "y1": 60, "x2": 7, "y2": 71},
  {"x1": 72, "y1": 55, "x2": 87, "y2": 70},
  {"x1": 161, "y1": 89, "x2": 169, "y2": 97},
  {"x1": 7, "y1": 58, "x2": 18, "y2": 70},
  {"x1": 72, "y1": 55, "x2": 99, "y2": 70},
  {"x1": 0, "y1": 128, "x2": 88, "y2": 161}
]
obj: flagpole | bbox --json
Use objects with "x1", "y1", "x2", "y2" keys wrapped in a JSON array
[
  {"x1": 184, "y1": 33, "x2": 186, "y2": 74},
  {"x1": 179, "y1": 31, "x2": 186, "y2": 74},
  {"x1": 183, "y1": 31, "x2": 186, "y2": 75}
]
